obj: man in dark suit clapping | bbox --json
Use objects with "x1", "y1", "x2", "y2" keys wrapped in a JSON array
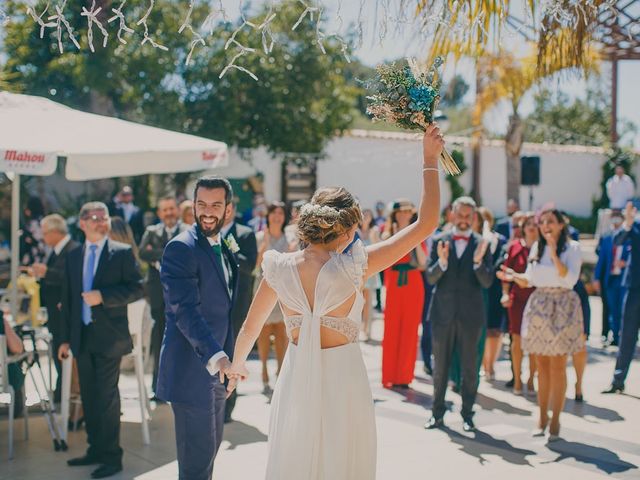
[
  {"x1": 29, "y1": 214, "x2": 80, "y2": 403},
  {"x1": 425, "y1": 197, "x2": 494, "y2": 432},
  {"x1": 138, "y1": 196, "x2": 185, "y2": 398},
  {"x1": 59, "y1": 202, "x2": 143, "y2": 479},
  {"x1": 220, "y1": 201, "x2": 257, "y2": 422}
]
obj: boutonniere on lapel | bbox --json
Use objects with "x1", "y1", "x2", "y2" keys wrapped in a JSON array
[{"x1": 224, "y1": 235, "x2": 240, "y2": 254}]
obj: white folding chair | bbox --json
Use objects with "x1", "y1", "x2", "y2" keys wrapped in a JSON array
[
  {"x1": 127, "y1": 299, "x2": 151, "y2": 445},
  {"x1": 0, "y1": 334, "x2": 30, "y2": 459}
]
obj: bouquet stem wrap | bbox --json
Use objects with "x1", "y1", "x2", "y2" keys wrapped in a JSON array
[{"x1": 411, "y1": 113, "x2": 460, "y2": 176}]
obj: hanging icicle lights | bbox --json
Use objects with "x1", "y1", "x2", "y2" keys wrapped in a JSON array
[{"x1": 5, "y1": 1, "x2": 622, "y2": 81}]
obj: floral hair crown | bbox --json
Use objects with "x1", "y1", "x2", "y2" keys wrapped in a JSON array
[{"x1": 300, "y1": 203, "x2": 340, "y2": 218}]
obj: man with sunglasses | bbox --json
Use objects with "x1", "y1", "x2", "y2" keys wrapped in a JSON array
[{"x1": 58, "y1": 202, "x2": 143, "y2": 479}]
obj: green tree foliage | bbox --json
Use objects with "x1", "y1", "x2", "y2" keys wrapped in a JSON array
[
  {"x1": 524, "y1": 86, "x2": 637, "y2": 147},
  {"x1": 183, "y1": 0, "x2": 357, "y2": 154}
]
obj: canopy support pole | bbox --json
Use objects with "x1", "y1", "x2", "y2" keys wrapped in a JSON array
[{"x1": 10, "y1": 173, "x2": 20, "y2": 321}]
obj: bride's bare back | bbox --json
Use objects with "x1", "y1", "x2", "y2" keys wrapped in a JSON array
[{"x1": 285, "y1": 251, "x2": 359, "y2": 348}]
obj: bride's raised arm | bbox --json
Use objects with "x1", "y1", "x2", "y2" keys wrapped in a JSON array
[{"x1": 366, "y1": 124, "x2": 443, "y2": 276}]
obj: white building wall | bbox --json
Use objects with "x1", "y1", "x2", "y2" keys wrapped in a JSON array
[{"x1": 209, "y1": 131, "x2": 609, "y2": 218}]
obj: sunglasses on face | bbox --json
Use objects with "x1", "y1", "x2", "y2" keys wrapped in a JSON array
[{"x1": 84, "y1": 215, "x2": 110, "y2": 223}]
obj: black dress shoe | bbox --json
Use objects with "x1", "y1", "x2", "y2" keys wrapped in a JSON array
[
  {"x1": 67, "y1": 455, "x2": 101, "y2": 467},
  {"x1": 462, "y1": 418, "x2": 476, "y2": 432},
  {"x1": 451, "y1": 384, "x2": 460, "y2": 394},
  {"x1": 505, "y1": 378, "x2": 515, "y2": 388},
  {"x1": 602, "y1": 385, "x2": 624, "y2": 394},
  {"x1": 575, "y1": 394, "x2": 584, "y2": 403},
  {"x1": 423, "y1": 364, "x2": 433, "y2": 376},
  {"x1": 91, "y1": 464, "x2": 123, "y2": 479},
  {"x1": 425, "y1": 417, "x2": 445, "y2": 429}
]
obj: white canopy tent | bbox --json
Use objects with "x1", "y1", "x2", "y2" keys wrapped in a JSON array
[{"x1": 0, "y1": 90, "x2": 229, "y2": 319}]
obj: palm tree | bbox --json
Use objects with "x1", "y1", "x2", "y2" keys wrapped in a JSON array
[
  {"x1": 415, "y1": 0, "x2": 609, "y2": 75},
  {"x1": 473, "y1": 47, "x2": 600, "y2": 202}
]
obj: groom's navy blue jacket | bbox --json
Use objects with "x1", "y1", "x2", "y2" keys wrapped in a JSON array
[{"x1": 156, "y1": 224, "x2": 238, "y2": 406}]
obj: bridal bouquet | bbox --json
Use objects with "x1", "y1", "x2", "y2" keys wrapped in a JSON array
[{"x1": 365, "y1": 57, "x2": 460, "y2": 175}]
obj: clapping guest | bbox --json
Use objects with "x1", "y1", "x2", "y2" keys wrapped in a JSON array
[
  {"x1": 138, "y1": 197, "x2": 185, "y2": 398},
  {"x1": 425, "y1": 197, "x2": 494, "y2": 432},
  {"x1": 503, "y1": 209, "x2": 583, "y2": 439},
  {"x1": 30, "y1": 214, "x2": 79, "y2": 403},
  {"x1": 255, "y1": 202, "x2": 294, "y2": 391},
  {"x1": 381, "y1": 200, "x2": 428, "y2": 388},
  {"x1": 499, "y1": 213, "x2": 538, "y2": 395},
  {"x1": 59, "y1": 202, "x2": 143, "y2": 479}
]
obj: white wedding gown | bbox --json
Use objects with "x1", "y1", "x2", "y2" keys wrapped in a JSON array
[{"x1": 261, "y1": 240, "x2": 376, "y2": 480}]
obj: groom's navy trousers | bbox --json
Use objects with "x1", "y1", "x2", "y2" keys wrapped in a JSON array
[
  {"x1": 172, "y1": 377, "x2": 228, "y2": 480},
  {"x1": 158, "y1": 225, "x2": 238, "y2": 480}
]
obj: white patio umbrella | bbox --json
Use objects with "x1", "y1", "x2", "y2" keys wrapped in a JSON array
[{"x1": 0, "y1": 91, "x2": 229, "y2": 317}]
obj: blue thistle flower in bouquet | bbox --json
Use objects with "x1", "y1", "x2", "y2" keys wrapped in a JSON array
[
  {"x1": 365, "y1": 56, "x2": 460, "y2": 175},
  {"x1": 408, "y1": 84, "x2": 437, "y2": 112}
]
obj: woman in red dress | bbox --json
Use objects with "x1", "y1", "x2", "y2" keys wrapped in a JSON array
[
  {"x1": 382, "y1": 200, "x2": 427, "y2": 388},
  {"x1": 500, "y1": 213, "x2": 538, "y2": 395}
]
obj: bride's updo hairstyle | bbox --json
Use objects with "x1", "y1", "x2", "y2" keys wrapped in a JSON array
[{"x1": 297, "y1": 187, "x2": 363, "y2": 245}]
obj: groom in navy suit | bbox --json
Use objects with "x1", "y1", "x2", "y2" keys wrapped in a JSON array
[{"x1": 157, "y1": 176, "x2": 238, "y2": 480}]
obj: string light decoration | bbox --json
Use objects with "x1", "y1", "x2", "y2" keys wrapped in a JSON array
[
  {"x1": 11, "y1": 0, "x2": 622, "y2": 81},
  {"x1": 136, "y1": 0, "x2": 168, "y2": 51},
  {"x1": 48, "y1": 0, "x2": 81, "y2": 53},
  {"x1": 107, "y1": 0, "x2": 135, "y2": 45},
  {"x1": 81, "y1": 0, "x2": 109, "y2": 52}
]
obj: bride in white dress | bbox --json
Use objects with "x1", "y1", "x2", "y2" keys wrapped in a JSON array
[{"x1": 226, "y1": 126, "x2": 444, "y2": 479}]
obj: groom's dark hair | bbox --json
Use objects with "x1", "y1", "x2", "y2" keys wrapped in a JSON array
[{"x1": 193, "y1": 176, "x2": 233, "y2": 205}]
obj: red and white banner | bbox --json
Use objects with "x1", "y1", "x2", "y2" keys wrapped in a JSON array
[{"x1": 0, "y1": 149, "x2": 57, "y2": 176}]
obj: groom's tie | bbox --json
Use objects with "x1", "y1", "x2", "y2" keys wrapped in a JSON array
[
  {"x1": 212, "y1": 243, "x2": 232, "y2": 295},
  {"x1": 211, "y1": 243, "x2": 223, "y2": 263}
]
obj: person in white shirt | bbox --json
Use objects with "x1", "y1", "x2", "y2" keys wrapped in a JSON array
[
  {"x1": 502, "y1": 208, "x2": 584, "y2": 441},
  {"x1": 606, "y1": 165, "x2": 635, "y2": 210}
]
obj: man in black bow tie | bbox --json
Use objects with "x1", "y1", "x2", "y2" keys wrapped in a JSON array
[{"x1": 425, "y1": 196, "x2": 494, "y2": 432}]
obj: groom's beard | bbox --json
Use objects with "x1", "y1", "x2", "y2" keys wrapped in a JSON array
[{"x1": 197, "y1": 213, "x2": 225, "y2": 238}]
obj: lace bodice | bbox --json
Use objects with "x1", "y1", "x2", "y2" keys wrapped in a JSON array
[{"x1": 261, "y1": 240, "x2": 368, "y2": 344}]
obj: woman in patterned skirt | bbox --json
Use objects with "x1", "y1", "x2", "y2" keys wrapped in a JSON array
[{"x1": 502, "y1": 208, "x2": 584, "y2": 440}]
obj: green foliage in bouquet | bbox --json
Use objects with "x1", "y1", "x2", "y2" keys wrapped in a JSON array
[{"x1": 365, "y1": 57, "x2": 444, "y2": 131}]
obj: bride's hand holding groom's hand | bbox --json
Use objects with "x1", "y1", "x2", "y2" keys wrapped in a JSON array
[{"x1": 222, "y1": 361, "x2": 250, "y2": 396}]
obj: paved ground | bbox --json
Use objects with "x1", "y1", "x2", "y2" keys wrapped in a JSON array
[{"x1": 1, "y1": 296, "x2": 639, "y2": 480}]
